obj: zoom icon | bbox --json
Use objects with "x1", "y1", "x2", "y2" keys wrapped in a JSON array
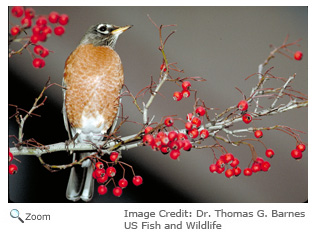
[{"x1": 10, "y1": 209, "x2": 24, "y2": 223}]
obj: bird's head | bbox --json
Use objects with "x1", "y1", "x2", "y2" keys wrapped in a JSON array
[{"x1": 79, "y1": 23, "x2": 132, "y2": 48}]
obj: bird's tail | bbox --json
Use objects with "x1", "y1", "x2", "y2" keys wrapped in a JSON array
[{"x1": 66, "y1": 152, "x2": 94, "y2": 202}]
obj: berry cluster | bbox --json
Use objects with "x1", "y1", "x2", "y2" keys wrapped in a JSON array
[
  {"x1": 8, "y1": 148, "x2": 18, "y2": 175},
  {"x1": 186, "y1": 107, "x2": 210, "y2": 139},
  {"x1": 143, "y1": 127, "x2": 192, "y2": 160},
  {"x1": 291, "y1": 143, "x2": 306, "y2": 160},
  {"x1": 142, "y1": 102, "x2": 213, "y2": 160},
  {"x1": 10, "y1": 7, "x2": 69, "y2": 68},
  {"x1": 237, "y1": 100, "x2": 253, "y2": 124},
  {"x1": 91, "y1": 153, "x2": 143, "y2": 197},
  {"x1": 205, "y1": 98, "x2": 306, "y2": 178},
  {"x1": 209, "y1": 153, "x2": 241, "y2": 178},
  {"x1": 173, "y1": 81, "x2": 192, "y2": 101},
  {"x1": 209, "y1": 153, "x2": 272, "y2": 178}
]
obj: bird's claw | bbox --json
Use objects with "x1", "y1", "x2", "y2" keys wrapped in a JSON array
[{"x1": 65, "y1": 133, "x2": 79, "y2": 154}]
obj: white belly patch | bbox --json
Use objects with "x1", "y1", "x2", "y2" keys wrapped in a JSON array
[{"x1": 74, "y1": 111, "x2": 107, "y2": 143}]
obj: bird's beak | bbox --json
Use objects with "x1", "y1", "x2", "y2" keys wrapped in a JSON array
[{"x1": 111, "y1": 25, "x2": 133, "y2": 35}]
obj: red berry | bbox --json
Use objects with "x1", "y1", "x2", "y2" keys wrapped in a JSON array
[
  {"x1": 144, "y1": 126, "x2": 153, "y2": 134},
  {"x1": 113, "y1": 187, "x2": 123, "y2": 197},
  {"x1": 291, "y1": 149, "x2": 302, "y2": 160},
  {"x1": 30, "y1": 34, "x2": 39, "y2": 43},
  {"x1": 168, "y1": 131, "x2": 178, "y2": 141},
  {"x1": 173, "y1": 91, "x2": 183, "y2": 101},
  {"x1": 96, "y1": 174, "x2": 108, "y2": 184},
  {"x1": 182, "y1": 90, "x2": 190, "y2": 98},
  {"x1": 200, "y1": 129, "x2": 209, "y2": 139},
  {"x1": 219, "y1": 154, "x2": 225, "y2": 161},
  {"x1": 160, "y1": 146, "x2": 171, "y2": 154},
  {"x1": 156, "y1": 131, "x2": 165, "y2": 139},
  {"x1": 93, "y1": 168, "x2": 105, "y2": 178},
  {"x1": 216, "y1": 159, "x2": 225, "y2": 168},
  {"x1": 40, "y1": 48, "x2": 49, "y2": 57},
  {"x1": 10, "y1": 26, "x2": 20, "y2": 36},
  {"x1": 265, "y1": 149, "x2": 275, "y2": 158},
  {"x1": 9, "y1": 164, "x2": 18, "y2": 175},
  {"x1": 185, "y1": 122, "x2": 193, "y2": 131},
  {"x1": 170, "y1": 149, "x2": 181, "y2": 160},
  {"x1": 230, "y1": 158, "x2": 239, "y2": 167},
  {"x1": 261, "y1": 161, "x2": 271, "y2": 172},
  {"x1": 42, "y1": 25, "x2": 52, "y2": 35},
  {"x1": 24, "y1": 8, "x2": 35, "y2": 19},
  {"x1": 110, "y1": 152, "x2": 119, "y2": 162},
  {"x1": 48, "y1": 11, "x2": 60, "y2": 23},
  {"x1": 164, "y1": 117, "x2": 174, "y2": 127},
  {"x1": 182, "y1": 139, "x2": 192, "y2": 151},
  {"x1": 182, "y1": 81, "x2": 191, "y2": 90},
  {"x1": 132, "y1": 175, "x2": 143, "y2": 186},
  {"x1": 32, "y1": 58, "x2": 45, "y2": 68},
  {"x1": 118, "y1": 178, "x2": 128, "y2": 188},
  {"x1": 11, "y1": 6, "x2": 24, "y2": 18},
  {"x1": 251, "y1": 163, "x2": 261, "y2": 173},
  {"x1": 160, "y1": 136, "x2": 169, "y2": 146},
  {"x1": 209, "y1": 164, "x2": 217, "y2": 173},
  {"x1": 196, "y1": 106, "x2": 206, "y2": 116},
  {"x1": 234, "y1": 167, "x2": 242, "y2": 176},
  {"x1": 169, "y1": 141, "x2": 180, "y2": 150},
  {"x1": 177, "y1": 140, "x2": 185, "y2": 149},
  {"x1": 54, "y1": 25, "x2": 65, "y2": 36},
  {"x1": 254, "y1": 130, "x2": 263, "y2": 138},
  {"x1": 191, "y1": 117, "x2": 201, "y2": 128},
  {"x1": 296, "y1": 143, "x2": 306, "y2": 152},
  {"x1": 255, "y1": 157, "x2": 264, "y2": 165},
  {"x1": 243, "y1": 168, "x2": 253, "y2": 176},
  {"x1": 237, "y1": 100, "x2": 248, "y2": 111},
  {"x1": 97, "y1": 185, "x2": 108, "y2": 195},
  {"x1": 32, "y1": 25, "x2": 42, "y2": 35},
  {"x1": 160, "y1": 63, "x2": 167, "y2": 72},
  {"x1": 59, "y1": 14, "x2": 69, "y2": 25},
  {"x1": 188, "y1": 128, "x2": 199, "y2": 139},
  {"x1": 294, "y1": 51, "x2": 303, "y2": 61},
  {"x1": 224, "y1": 153, "x2": 235, "y2": 164},
  {"x1": 217, "y1": 166, "x2": 225, "y2": 174},
  {"x1": 106, "y1": 166, "x2": 116, "y2": 177},
  {"x1": 21, "y1": 17, "x2": 32, "y2": 28},
  {"x1": 177, "y1": 133, "x2": 188, "y2": 140},
  {"x1": 225, "y1": 168, "x2": 234, "y2": 178},
  {"x1": 95, "y1": 161, "x2": 104, "y2": 169},
  {"x1": 92, "y1": 170, "x2": 97, "y2": 179},
  {"x1": 36, "y1": 16, "x2": 48, "y2": 26},
  {"x1": 38, "y1": 32, "x2": 47, "y2": 42},
  {"x1": 242, "y1": 113, "x2": 252, "y2": 124},
  {"x1": 143, "y1": 134, "x2": 154, "y2": 146}
]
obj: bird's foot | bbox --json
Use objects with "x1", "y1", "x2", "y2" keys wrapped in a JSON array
[{"x1": 65, "y1": 133, "x2": 79, "y2": 154}]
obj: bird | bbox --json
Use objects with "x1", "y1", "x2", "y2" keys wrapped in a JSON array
[{"x1": 62, "y1": 23, "x2": 132, "y2": 202}]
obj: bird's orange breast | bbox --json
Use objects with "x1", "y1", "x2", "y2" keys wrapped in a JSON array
[{"x1": 64, "y1": 44, "x2": 124, "y2": 133}]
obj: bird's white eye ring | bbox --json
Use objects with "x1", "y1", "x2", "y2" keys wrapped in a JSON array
[{"x1": 97, "y1": 24, "x2": 109, "y2": 34}]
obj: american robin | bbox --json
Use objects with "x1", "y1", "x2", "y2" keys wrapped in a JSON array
[{"x1": 62, "y1": 23, "x2": 132, "y2": 201}]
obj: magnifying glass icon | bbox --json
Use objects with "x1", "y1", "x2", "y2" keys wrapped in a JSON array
[{"x1": 10, "y1": 209, "x2": 24, "y2": 223}]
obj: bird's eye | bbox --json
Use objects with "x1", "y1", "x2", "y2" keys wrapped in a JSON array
[
  {"x1": 97, "y1": 24, "x2": 110, "y2": 34},
  {"x1": 98, "y1": 25, "x2": 107, "y2": 32}
]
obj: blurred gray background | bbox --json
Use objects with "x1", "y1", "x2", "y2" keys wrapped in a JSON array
[{"x1": 9, "y1": 6, "x2": 307, "y2": 203}]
